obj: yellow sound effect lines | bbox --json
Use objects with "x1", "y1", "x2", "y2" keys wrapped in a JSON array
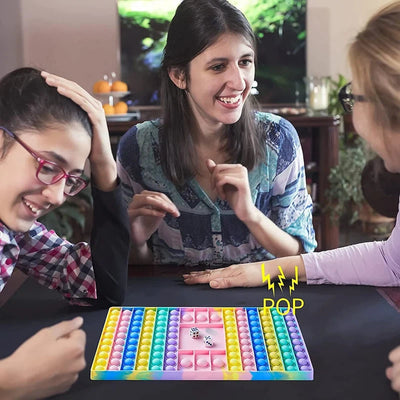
[
  {"x1": 261, "y1": 264, "x2": 300, "y2": 296},
  {"x1": 261, "y1": 263, "x2": 275, "y2": 297},
  {"x1": 277, "y1": 266, "x2": 285, "y2": 292},
  {"x1": 289, "y1": 266, "x2": 299, "y2": 296}
]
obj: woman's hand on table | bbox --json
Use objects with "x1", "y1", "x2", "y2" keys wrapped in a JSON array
[{"x1": 183, "y1": 262, "x2": 266, "y2": 289}]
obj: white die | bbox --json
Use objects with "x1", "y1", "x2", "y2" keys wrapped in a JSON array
[
  {"x1": 203, "y1": 335, "x2": 213, "y2": 347},
  {"x1": 189, "y1": 327, "x2": 200, "y2": 339}
]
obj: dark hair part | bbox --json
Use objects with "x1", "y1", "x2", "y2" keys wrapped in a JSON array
[
  {"x1": 0, "y1": 67, "x2": 92, "y2": 154},
  {"x1": 160, "y1": 0, "x2": 264, "y2": 186}
]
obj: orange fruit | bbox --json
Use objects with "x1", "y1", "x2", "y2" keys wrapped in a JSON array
[
  {"x1": 111, "y1": 80, "x2": 128, "y2": 92},
  {"x1": 93, "y1": 80, "x2": 111, "y2": 93},
  {"x1": 102, "y1": 104, "x2": 115, "y2": 115},
  {"x1": 114, "y1": 101, "x2": 128, "y2": 114}
]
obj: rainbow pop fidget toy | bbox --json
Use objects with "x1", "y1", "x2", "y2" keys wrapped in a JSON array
[{"x1": 91, "y1": 307, "x2": 313, "y2": 380}]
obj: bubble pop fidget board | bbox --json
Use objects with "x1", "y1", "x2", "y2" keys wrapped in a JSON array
[{"x1": 91, "y1": 306, "x2": 313, "y2": 380}]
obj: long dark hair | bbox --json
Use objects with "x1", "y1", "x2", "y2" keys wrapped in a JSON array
[
  {"x1": 0, "y1": 67, "x2": 92, "y2": 155},
  {"x1": 160, "y1": 0, "x2": 264, "y2": 186}
]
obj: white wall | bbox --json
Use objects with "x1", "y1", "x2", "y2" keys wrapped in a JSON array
[
  {"x1": 0, "y1": 0, "x2": 23, "y2": 79},
  {"x1": 19, "y1": 0, "x2": 119, "y2": 92},
  {"x1": 0, "y1": 0, "x2": 394, "y2": 93},
  {"x1": 307, "y1": 0, "x2": 392, "y2": 79}
]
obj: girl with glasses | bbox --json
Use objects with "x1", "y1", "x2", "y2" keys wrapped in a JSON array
[
  {"x1": 0, "y1": 67, "x2": 130, "y2": 398},
  {"x1": 117, "y1": 0, "x2": 316, "y2": 267},
  {"x1": 184, "y1": 1, "x2": 400, "y2": 393}
]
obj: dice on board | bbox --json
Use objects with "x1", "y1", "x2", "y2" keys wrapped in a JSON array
[
  {"x1": 203, "y1": 335, "x2": 213, "y2": 347},
  {"x1": 189, "y1": 327, "x2": 200, "y2": 339}
]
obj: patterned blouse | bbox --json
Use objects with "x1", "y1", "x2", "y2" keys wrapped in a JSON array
[{"x1": 117, "y1": 112, "x2": 317, "y2": 266}]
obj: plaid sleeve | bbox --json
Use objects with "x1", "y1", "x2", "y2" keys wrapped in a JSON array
[{"x1": 15, "y1": 221, "x2": 96, "y2": 305}]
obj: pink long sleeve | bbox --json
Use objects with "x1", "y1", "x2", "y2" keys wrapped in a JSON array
[{"x1": 302, "y1": 205, "x2": 400, "y2": 286}]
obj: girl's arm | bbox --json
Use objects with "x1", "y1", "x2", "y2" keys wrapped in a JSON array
[{"x1": 38, "y1": 72, "x2": 129, "y2": 305}]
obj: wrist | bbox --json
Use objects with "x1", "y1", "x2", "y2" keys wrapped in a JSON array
[
  {"x1": 240, "y1": 205, "x2": 262, "y2": 225},
  {"x1": 90, "y1": 161, "x2": 118, "y2": 192},
  {"x1": 0, "y1": 356, "x2": 22, "y2": 400}
]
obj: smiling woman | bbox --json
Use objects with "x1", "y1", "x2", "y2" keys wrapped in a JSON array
[{"x1": 117, "y1": 0, "x2": 316, "y2": 267}]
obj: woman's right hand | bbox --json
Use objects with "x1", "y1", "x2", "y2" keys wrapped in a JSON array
[
  {"x1": 0, "y1": 317, "x2": 86, "y2": 400},
  {"x1": 128, "y1": 190, "x2": 180, "y2": 246}
]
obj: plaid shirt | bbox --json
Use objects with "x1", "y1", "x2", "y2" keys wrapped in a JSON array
[{"x1": 0, "y1": 221, "x2": 96, "y2": 305}]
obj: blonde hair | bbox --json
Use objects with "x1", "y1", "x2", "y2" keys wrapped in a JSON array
[{"x1": 348, "y1": 1, "x2": 400, "y2": 130}]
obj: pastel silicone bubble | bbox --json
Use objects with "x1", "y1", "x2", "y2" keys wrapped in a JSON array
[
  {"x1": 139, "y1": 351, "x2": 150, "y2": 359},
  {"x1": 181, "y1": 358, "x2": 193, "y2": 368},
  {"x1": 210, "y1": 313, "x2": 221, "y2": 321},
  {"x1": 196, "y1": 313, "x2": 207, "y2": 322},
  {"x1": 152, "y1": 358, "x2": 163, "y2": 366},
  {"x1": 182, "y1": 314, "x2": 193, "y2": 322},
  {"x1": 137, "y1": 358, "x2": 148, "y2": 367},
  {"x1": 196, "y1": 358, "x2": 209, "y2": 368},
  {"x1": 165, "y1": 358, "x2": 176, "y2": 367},
  {"x1": 110, "y1": 358, "x2": 121, "y2": 366},
  {"x1": 96, "y1": 358, "x2": 108, "y2": 366},
  {"x1": 213, "y1": 358, "x2": 225, "y2": 368},
  {"x1": 125, "y1": 351, "x2": 135, "y2": 359},
  {"x1": 101, "y1": 338, "x2": 112, "y2": 346}
]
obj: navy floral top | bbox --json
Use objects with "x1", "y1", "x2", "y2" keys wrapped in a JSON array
[{"x1": 117, "y1": 113, "x2": 316, "y2": 266}]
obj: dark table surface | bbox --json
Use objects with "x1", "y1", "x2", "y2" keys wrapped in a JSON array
[{"x1": 1, "y1": 267, "x2": 400, "y2": 400}]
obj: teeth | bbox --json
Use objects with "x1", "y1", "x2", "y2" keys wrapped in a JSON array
[
  {"x1": 23, "y1": 199, "x2": 39, "y2": 214},
  {"x1": 219, "y1": 95, "x2": 241, "y2": 104}
]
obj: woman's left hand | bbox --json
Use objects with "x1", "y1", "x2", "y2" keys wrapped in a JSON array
[
  {"x1": 183, "y1": 262, "x2": 265, "y2": 289},
  {"x1": 41, "y1": 71, "x2": 116, "y2": 191},
  {"x1": 206, "y1": 159, "x2": 257, "y2": 222}
]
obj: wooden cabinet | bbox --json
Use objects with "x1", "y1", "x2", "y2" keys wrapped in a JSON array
[
  {"x1": 108, "y1": 113, "x2": 340, "y2": 251},
  {"x1": 284, "y1": 115, "x2": 340, "y2": 251}
]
